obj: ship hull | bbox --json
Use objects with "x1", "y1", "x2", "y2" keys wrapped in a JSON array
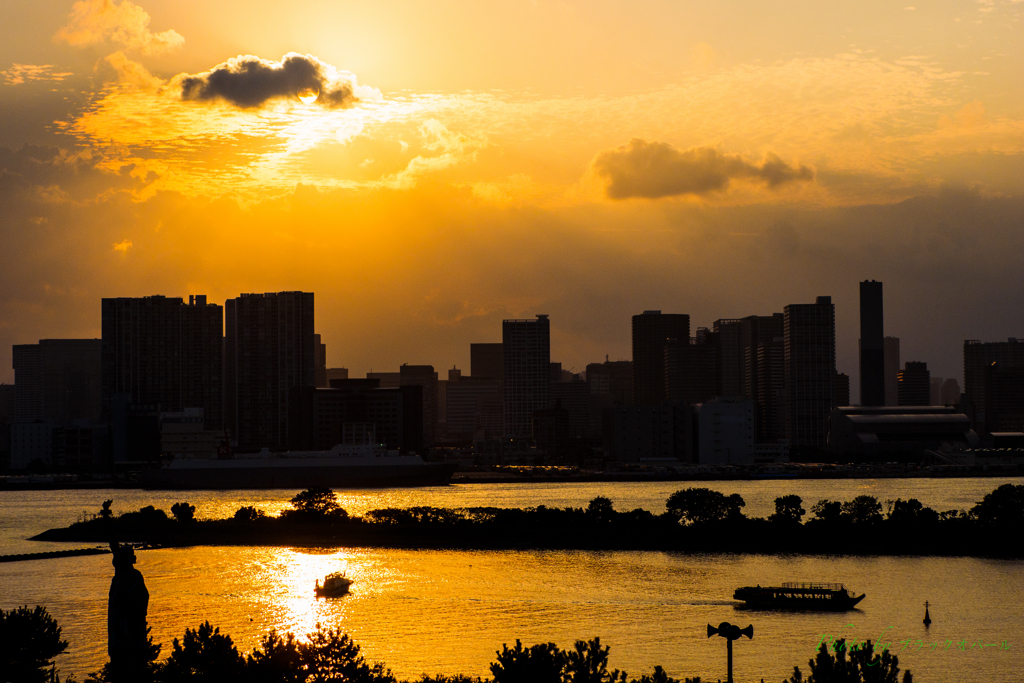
[
  {"x1": 734, "y1": 586, "x2": 865, "y2": 611},
  {"x1": 139, "y1": 461, "x2": 458, "y2": 490}
]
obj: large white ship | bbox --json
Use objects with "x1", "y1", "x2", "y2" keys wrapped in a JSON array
[{"x1": 139, "y1": 443, "x2": 457, "y2": 490}]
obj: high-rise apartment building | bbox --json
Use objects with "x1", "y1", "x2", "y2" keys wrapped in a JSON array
[
  {"x1": 400, "y1": 364, "x2": 438, "y2": 447},
  {"x1": 470, "y1": 343, "x2": 504, "y2": 380},
  {"x1": 898, "y1": 361, "x2": 931, "y2": 406},
  {"x1": 984, "y1": 362, "x2": 1024, "y2": 433},
  {"x1": 632, "y1": 311, "x2": 689, "y2": 406},
  {"x1": 963, "y1": 338, "x2": 1024, "y2": 432},
  {"x1": 225, "y1": 291, "x2": 314, "y2": 449},
  {"x1": 102, "y1": 295, "x2": 222, "y2": 429},
  {"x1": 755, "y1": 337, "x2": 785, "y2": 442},
  {"x1": 835, "y1": 372, "x2": 851, "y2": 408},
  {"x1": 503, "y1": 315, "x2": 551, "y2": 439},
  {"x1": 883, "y1": 336, "x2": 900, "y2": 406},
  {"x1": 783, "y1": 296, "x2": 836, "y2": 449},
  {"x1": 859, "y1": 280, "x2": 885, "y2": 406},
  {"x1": 314, "y1": 334, "x2": 327, "y2": 388},
  {"x1": 13, "y1": 339, "x2": 102, "y2": 422},
  {"x1": 940, "y1": 378, "x2": 961, "y2": 406},
  {"x1": 664, "y1": 335, "x2": 717, "y2": 406},
  {"x1": 585, "y1": 359, "x2": 633, "y2": 406}
]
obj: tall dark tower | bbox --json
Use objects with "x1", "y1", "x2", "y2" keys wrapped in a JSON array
[
  {"x1": 859, "y1": 280, "x2": 885, "y2": 406},
  {"x1": 632, "y1": 311, "x2": 690, "y2": 406}
]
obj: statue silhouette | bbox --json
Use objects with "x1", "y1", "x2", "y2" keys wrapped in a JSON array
[{"x1": 107, "y1": 541, "x2": 150, "y2": 681}]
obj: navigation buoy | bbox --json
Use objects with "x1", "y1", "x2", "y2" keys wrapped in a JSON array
[{"x1": 923, "y1": 601, "x2": 932, "y2": 626}]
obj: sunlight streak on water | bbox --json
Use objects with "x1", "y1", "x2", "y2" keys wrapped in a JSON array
[{"x1": 2, "y1": 480, "x2": 1023, "y2": 682}]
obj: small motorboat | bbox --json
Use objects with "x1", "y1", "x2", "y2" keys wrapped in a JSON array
[{"x1": 315, "y1": 571, "x2": 353, "y2": 597}]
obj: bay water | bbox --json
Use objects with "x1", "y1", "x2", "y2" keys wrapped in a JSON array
[{"x1": 2, "y1": 478, "x2": 1021, "y2": 682}]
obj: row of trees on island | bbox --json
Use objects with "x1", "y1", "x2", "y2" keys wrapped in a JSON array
[
  {"x1": 1, "y1": 605, "x2": 912, "y2": 683},
  {"x1": 39, "y1": 484, "x2": 1024, "y2": 557}
]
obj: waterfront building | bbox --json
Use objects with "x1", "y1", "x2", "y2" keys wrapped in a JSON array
[
  {"x1": 288, "y1": 380, "x2": 423, "y2": 452},
  {"x1": 314, "y1": 334, "x2": 327, "y2": 388},
  {"x1": 13, "y1": 339, "x2": 102, "y2": 423},
  {"x1": 470, "y1": 343, "x2": 503, "y2": 380},
  {"x1": 102, "y1": 295, "x2": 222, "y2": 429},
  {"x1": 835, "y1": 372, "x2": 851, "y2": 407},
  {"x1": 883, "y1": 336, "x2": 900, "y2": 406},
  {"x1": 586, "y1": 359, "x2": 633, "y2": 406},
  {"x1": 964, "y1": 338, "x2": 1024, "y2": 433},
  {"x1": 446, "y1": 377, "x2": 502, "y2": 443},
  {"x1": 225, "y1": 291, "x2": 314, "y2": 450},
  {"x1": 502, "y1": 315, "x2": 551, "y2": 439},
  {"x1": 829, "y1": 405, "x2": 976, "y2": 460},
  {"x1": 859, "y1": 280, "x2": 885, "y2": 406},
  {"x1": 400, "y1": 364, "x2": 438, "y2": 447},
  {"x1": 610, "y1": 402, "x2": 691, "y2": 463},
  {"x1": 326, "y1": 368, "x2": 349, "y2": 383},
  {"x1": 898, "y1": 361, "x2": 931, "y2": 406},
  {"x1": 696, "y1": 397, "x2": 755, "y2": 465},
  {"x1": 783, "y1": 296, "x2": 836, "y2": 449},
  {"x1": 632, "y1": 311, "x2": 689, "y2": 406}
]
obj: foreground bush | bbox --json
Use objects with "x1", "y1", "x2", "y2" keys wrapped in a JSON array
[
  {"x1": 0, "y1": 605, "x2": 70, "y2": 683},
  {"x1": 10, "y1": 607, "x2": 914, "y2": 683}
]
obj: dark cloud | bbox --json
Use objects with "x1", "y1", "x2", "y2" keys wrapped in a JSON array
[
  {"x1": 179, "y1": 53, "x2": 357, "y2": 109},
  {"x1": 592, "y1": 139, "x2": 814, "y2": 199}
]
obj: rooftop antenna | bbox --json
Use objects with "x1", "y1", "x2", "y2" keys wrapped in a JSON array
[{"x1": 707, "y1": 621, "x2": 753, "y2": 683}]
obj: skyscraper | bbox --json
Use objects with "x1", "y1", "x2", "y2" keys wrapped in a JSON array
[
  {"x1": 859, "y1": 280, "x2": 885, "y2": 406},
  {"x1": 13, "y1": 339, "x2": 102, "y2": 423},
  {"x1": 314, "y1": 334, "x2": 327, "y2": 388},
  {"x1": 470, "y1": 343, "x2": 504, "y2": 380},
  {"x1": 225, "y1": 291, "x2": 315, "y2": 449},
  {"x1": 400, "y1": 364, "x2": 438, "y2": 447},
  {"x1": 963, "y1": 338, "x2": 1024, "y2": 431},
  {"x1": 883, "y1": 336, "x2": 901, "y2": 406},
  {"x1": 503, "y1": 315, "x2": 550, "y2": 439},
  {"x1": 632, "y1": 311, "x2": 690, "y2": 406},
  {"x1": 898, "y1": 361, "x2": 930, "y2": 406},
  {"x1": 783, "y1": 296, "x2": 836, "y2": 449},
  {"x1": 102, "y1": 295, "x2": 222, "y2": 428}
]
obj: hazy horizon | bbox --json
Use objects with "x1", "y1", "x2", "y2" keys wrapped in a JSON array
[{"x1": 4, "y1": 0, "x2": 1024, "y2": 399}]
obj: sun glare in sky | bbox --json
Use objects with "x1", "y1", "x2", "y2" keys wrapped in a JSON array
[{"x1": 2, "y1": 0, "x2": 1024, "y2": 393}]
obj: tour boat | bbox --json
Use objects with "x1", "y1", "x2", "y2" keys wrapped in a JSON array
[
  {"x1": 733, "y1": 582, "x2": 865, "y2": 610},
  {"x1": 315, "y1": 571, "x2": 353, "y2": 597}
]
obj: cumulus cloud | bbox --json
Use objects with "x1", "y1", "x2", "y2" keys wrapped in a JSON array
[
  {"x1": 178, "y1": 53, "x2": 364, "y2": 109},
  {"x1": 591, "y1": 139, "x2": 814, "y2": 199},
  {"x1": 54, "y1": 0, "x2": 184, "y2": 55}
]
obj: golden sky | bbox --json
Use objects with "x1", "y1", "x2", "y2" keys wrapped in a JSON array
[{"x1": 2, "y1": 0, "x2": 1024, "y2": 392}]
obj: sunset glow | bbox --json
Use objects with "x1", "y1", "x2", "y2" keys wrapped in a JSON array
[{"x1": 3, "y1": 0, "x2": 1024, "y2": 386}]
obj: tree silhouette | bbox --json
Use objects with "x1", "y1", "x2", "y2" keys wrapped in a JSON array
[
  {"x1": 971, "y1": 483, "x2": 1024, "y2": 527},
  {"x1": 586, "y1": 497, "x2": 615, "y2": 524},
  {"x1": 786, "y1": 639, "x2": 912, "y2": 683},
  {"x1": 299, "y1": 623, "x2": 395, "y2": 682},
  {"x1": 234, "y1": 505, "x2": 266, "y2": 523},
  {"x1": 490, "y1": 640, "x2": 566, "y2": 683},
  {"x1": 160, "y1": 621, "x2": 244, "y2": 681},
  {"x1": 769, "y1": 495, "x2": 805, "y2": 524},
  {"x1": 840, "y1": 496, "x2": 883, "y2": 525},
  {"x1": 287, "y1": 488, "x2": 346, "y2": 519},
  {"x1": 171, "y1": 502, "x2": 196, "y2": 523},
  {"x1": 564, "y1": 637, "x2": 626, "y2": 683},
  {"x1": 0, "y1": 605, "x2": 68, "y2": 683},
  {"x1": 665, "y1": 488, "x2": 745, "y2": 525}
]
